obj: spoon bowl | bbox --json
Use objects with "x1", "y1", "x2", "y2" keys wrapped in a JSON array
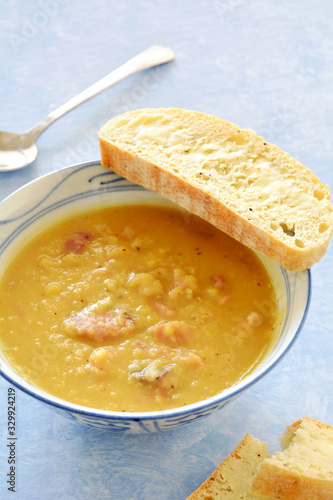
[
  {"x1": 0, "y1": 131, "x2": 38, "y2": 171},
  {"x1": 0, "y1": 45, "x2": 174, "y2": 172}
]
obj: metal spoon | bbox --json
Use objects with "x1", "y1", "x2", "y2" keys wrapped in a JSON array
[{"x1": 0, "y1": 45, "x2": 174, "y2": 172}]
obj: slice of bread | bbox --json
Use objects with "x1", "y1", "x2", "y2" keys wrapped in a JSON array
[
  {"x1": 99, "y1": 108, "x2": 333, "y2": 271},
  {"x1": 251, "y1": 417, "x2": 333, "y2": 499},
  {"x1": 186, "y1": 433, "x2": 270, "y2": 499}
]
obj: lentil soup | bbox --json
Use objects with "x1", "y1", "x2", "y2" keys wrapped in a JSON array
[{"x1": 0, "y1": 205, "x2": 281, "y2": 412}]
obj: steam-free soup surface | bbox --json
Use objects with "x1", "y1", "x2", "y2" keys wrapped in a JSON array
[{"x1": 0, "y1": 205, "x2": 280, "y2": 412}]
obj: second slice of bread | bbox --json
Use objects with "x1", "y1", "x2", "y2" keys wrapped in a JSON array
[
  {"x1": 99, "y1": 108, "x2": 333, "y2": 271},
  {"x1": 187, "y1": 433, "x2": 269, "y2": 499}
]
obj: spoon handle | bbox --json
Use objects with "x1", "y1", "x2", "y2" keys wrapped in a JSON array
[{"x1": 27, "y1": 45, "x2": 174, "y2": 141}]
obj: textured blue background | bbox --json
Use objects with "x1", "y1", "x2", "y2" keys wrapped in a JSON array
[{"x1": 1, "y1": 1, "x2": 333, "y2": 498}]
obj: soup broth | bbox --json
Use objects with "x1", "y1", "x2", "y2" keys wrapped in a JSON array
[{"x1": 0, "y1": 205, "x2": 281, "y2": 412}]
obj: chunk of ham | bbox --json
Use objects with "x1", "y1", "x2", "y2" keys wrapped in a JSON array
[
  {"x1": 65, "y1": 232, "x2": 94, "y2": 254},
  {"x1": 150, "y1": 320, "x2": 196, "y2": 346},
  {"x1": 63, "y1": 309, "x2": 135, "y2": 341},
  {"x1": 153, "y1": 302, "x2": 176, "y2": 318},
  {"x1": 211, "y1": 274, "x2": 227, "y2": 290}
]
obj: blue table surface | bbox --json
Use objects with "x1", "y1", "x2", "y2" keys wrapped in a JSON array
[{"x1": 1, "y1": 1, "x2": 333, "y2": 498}]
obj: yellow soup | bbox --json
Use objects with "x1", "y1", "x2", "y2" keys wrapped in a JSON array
[{"x1": 0, "y1": 205, "x2": 281, "y2": 412}]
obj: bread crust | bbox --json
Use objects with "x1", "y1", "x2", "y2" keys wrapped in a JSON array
[
  {"x1": 99, "y1": 108, "x2": 333, "y2": 271},
  {"x1": 251, "y1": 462, "x2": 333, "y2": 499}
]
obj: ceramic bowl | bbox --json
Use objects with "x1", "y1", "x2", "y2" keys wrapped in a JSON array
[{"x1": 0, "y1": 161, "x2": 311, "y2": 433}]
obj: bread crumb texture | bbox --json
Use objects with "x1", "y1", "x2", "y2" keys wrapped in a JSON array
[{"x1": 99, "y1": 108, "x2": 333, "y2": 270}]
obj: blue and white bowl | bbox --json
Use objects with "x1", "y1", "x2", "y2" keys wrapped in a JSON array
[{"x1": 0, "y1": 161, "x2": 311, "y2": 433}]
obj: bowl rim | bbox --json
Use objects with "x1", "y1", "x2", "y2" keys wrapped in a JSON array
[{"x1": 0, "y1": 160, "x2": 312, "y2": 422}]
